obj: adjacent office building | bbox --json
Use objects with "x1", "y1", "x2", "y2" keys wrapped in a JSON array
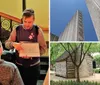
[
  {"x1": 50, "y1": 33, "x2": 59, "y2": 41},
  {"x1": 58, "y1": 10, "x2": 84, "y2": 41},
  {"x1": 86, "y1": 0, "x2": 100, "y2": 40}
]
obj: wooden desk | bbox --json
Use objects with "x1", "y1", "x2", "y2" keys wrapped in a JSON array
[{"x1": 43, "y1": 68, "x2": 49, "y2": 85}]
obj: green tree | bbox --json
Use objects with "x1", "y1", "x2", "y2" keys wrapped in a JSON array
[
  {"x1": 50, "y1": 43, "x2": 65, "y2": 65},
  {"x1": 60, "y1": 43, "x2": 91, "y2": 82},
  {"x1": 94, "y1": 55, "x2": 100, "y2": 67}
]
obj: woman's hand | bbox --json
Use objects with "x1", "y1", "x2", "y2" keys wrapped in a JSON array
[
  {"x1": 13, "y1": 42, "x2": 30, "y2": 59},
  {"x1": 12, "y1": 42, "x2": 23, "y2": 51}
]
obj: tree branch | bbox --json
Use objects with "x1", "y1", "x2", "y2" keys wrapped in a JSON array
[
  {"x1": 80, "y1": 43, "x2": 92, "y2": 65},
  {"x1": 60, "y1": 43, "x2": 77, "y2": 66},
  {"x1": 79, "y1": 43, "x2": 84, "y2": 66}
]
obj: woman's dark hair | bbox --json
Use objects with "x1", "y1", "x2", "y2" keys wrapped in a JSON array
[{"x1": 22, "y1": 8, "x2": 35, "y2": 17}]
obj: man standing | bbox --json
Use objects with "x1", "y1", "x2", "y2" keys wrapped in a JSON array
[{"x1": 5, "y1": 9, "x2": 47, "y2": 85}]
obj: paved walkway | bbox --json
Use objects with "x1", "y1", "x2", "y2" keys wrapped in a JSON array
[{"x1": 50, "y1": 71, "x2": 100, "y2": 82}]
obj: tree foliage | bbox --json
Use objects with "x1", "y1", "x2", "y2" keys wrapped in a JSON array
[
  {"x1": 50, "y1": 43, "x2": 100, "y2": 65},
  {"x1": 94, "y1": 55, "x2": 100, "y2": 67}
]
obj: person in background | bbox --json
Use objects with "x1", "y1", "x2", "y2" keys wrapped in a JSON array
[
  {"x1": 5, "y1": 8, "x2": 47, "y2": 85},
  {"x1": 0, "y1": 41, "x2": 24, "y2": 85}
]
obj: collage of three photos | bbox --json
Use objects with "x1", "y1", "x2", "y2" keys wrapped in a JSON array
[{"x1": 0, "y1": 0, "x2": 100, "y2": 85}]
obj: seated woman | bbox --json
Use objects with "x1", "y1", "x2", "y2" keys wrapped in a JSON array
[{"x1": 0, "y1": 41, "x2": 24, "y2": 85}]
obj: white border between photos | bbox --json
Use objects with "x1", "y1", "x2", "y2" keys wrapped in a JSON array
[{"x1": 49, "y1": 0, "x2": 50, "y2": 85}]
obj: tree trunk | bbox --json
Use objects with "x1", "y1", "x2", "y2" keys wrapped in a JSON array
[{"x1": 76, "y1": 66, "x2": 80, "y2": 82}]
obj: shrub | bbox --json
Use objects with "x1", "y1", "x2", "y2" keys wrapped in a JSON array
[
  {"x1": 94, "y1": 68, "x2": 100, "y2": 73},
  {"x1": 50, "y1": 80, "x2": 100, "y2": 85}
]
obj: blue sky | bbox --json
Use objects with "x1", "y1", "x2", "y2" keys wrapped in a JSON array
[{"x1": 50, "y1": 0, "x2": 98, "y2": 41}]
